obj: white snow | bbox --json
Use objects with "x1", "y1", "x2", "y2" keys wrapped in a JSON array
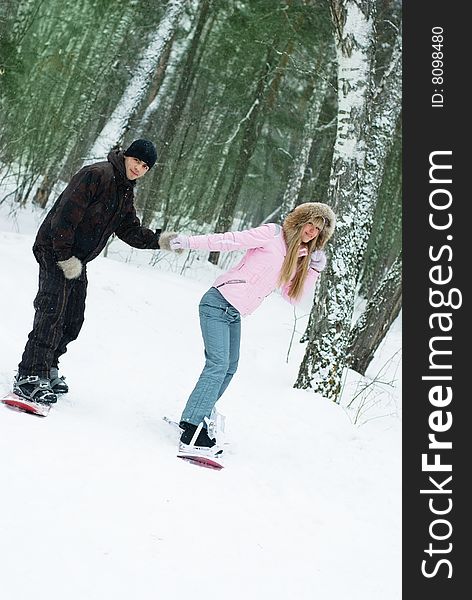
[{"x1": 0, "y1": 203, "x2": 401, "y2": 600}]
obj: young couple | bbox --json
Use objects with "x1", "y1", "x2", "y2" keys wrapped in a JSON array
[{"x1": 12, "y1": 138, "x2": 336, "y2": 459}]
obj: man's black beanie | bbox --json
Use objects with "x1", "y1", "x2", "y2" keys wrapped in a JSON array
[{"x1": 123, "y1": 139, "x2": 157, "y2": 168}]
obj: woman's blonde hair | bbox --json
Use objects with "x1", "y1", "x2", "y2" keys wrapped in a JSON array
[{"x1": 278, "y1": 202, "x2": 336, "y2": 300}]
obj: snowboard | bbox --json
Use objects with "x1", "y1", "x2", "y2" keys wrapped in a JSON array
[
  {"x1": 177, "y1": 453, "x2": 224, "y2": 471},
  {"x1": 1, "y1": 392, "x2": 51, "y2": 417}
]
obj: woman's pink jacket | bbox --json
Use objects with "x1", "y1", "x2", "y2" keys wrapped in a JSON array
[{"x1": 186, "y1": 223, "x2": 320, "y2": 316}]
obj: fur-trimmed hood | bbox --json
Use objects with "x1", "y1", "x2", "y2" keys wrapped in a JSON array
[{"x1": 282, "y1": 202, "x2": 336, "y2": 248}]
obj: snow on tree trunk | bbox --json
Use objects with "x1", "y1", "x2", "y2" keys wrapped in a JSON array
[
  {"x1": 141, "y1": 0, "x2": 211, "y2": 227},
  {"x1": 355, "y1": 22, "x2": 402, "y2": 240},
  {"x1": 137, "y1": 38, "x2": 181, "y2": 136},
  {"x1": 294, "y1": 0, "x2": 376, "y2": 401},
  {"x1": 85, "y1": 0, "x2": 187, "y2": 163},
  {"x1": 339, "y1": 22, "x2": 402, "y2": 372}
]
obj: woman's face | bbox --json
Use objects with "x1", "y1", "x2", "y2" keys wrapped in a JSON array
[{"x1": 301, "y1": 222, "x2": 321, "y2": 243}]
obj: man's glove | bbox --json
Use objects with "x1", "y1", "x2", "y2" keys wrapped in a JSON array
[
  {"x1": 310, "y1": 249, "x2": 327, "y2": 272},
  {"x1": 57, "y1": 256, "x2": 83, "y2": 279}
]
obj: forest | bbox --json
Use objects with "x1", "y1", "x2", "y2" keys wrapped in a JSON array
[{"x1": 0, "y1": 0, "x2": 402, "y2": 402}]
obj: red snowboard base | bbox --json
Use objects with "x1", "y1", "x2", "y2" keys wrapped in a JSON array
[
  {"x1": 1, "y1": 392, "x2": 51, "y2": 417},
  {"x1": 177, "y1": 453, "x2": 224, "y2": 470}
]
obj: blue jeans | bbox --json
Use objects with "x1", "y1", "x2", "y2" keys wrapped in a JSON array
[{"x1": 181, "y1": 287, "x2": 241, "y2": 426}]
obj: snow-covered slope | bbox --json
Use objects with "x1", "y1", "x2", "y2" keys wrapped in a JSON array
[{"x1": 0, "y1": 208, "x2": 401, "y2": 600}]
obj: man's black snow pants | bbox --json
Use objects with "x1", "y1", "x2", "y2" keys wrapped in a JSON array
[{"x1": 18, "y1": 250, "x2": 87, "y2": 378}]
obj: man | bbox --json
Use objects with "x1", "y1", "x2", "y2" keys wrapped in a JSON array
[{"x1": 13, "y1": 139, "x2": 161, "y2": 404}]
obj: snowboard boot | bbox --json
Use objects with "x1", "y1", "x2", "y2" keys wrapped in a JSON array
[
  {"x1": 179, "y1": 420, "x2": 223, "y2": 458},
  {"x1": 49, "y1": 367, "x2": 69, "y2": 394},
  {"x1": 13, "y1": 375, "x2": 57, "y2": 404}
]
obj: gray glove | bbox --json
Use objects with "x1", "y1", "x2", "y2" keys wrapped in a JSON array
[
  {"x1": 57, "y1": 256, "x2": 83, "y2": 279},
  {"x1": 169, "y1": 235, "x2": 190, "y2": 251},
  {"x1": 310, "y1": 250, "x2": 327, "y2": 272},
  {"x1": 158, "y1": 231, "x2": 189, "y2": 253}
]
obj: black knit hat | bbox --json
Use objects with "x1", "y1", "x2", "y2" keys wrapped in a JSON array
[{"x1": 123, "y1": 139, "x2": 157, "y2": 168}]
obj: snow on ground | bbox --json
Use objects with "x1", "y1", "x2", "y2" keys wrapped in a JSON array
[{"x1": 0, "y1": 203, "x2": 401, "y2": 600}]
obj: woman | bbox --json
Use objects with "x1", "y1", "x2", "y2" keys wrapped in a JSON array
[{"x1": 159, "y1": 202, "x2": 336, "y2": 458}]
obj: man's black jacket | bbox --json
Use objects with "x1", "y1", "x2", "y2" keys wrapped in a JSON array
[{"x1": 34, "y1": 150, "x2": 160, "y2": 263}]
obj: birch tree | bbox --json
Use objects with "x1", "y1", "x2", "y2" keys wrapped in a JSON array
[
  {"x1": 0, "y1": 0, "x2": 154, "y2": 203},
  {"x1": 32, "y1": 7, "x2": 138, "y2": 207},
  {"x1": 296, "y1": 3, "x2": 402, "y2": 400},
  {"x1": 86, "y1": 0, "x2": 188, "y2": 163},
  {"x1": 294, "y1": 0, "x2": 377, "y2": 401},
  {"x1": 141, "y1": 0, "x2": 212, "y2": 227}
]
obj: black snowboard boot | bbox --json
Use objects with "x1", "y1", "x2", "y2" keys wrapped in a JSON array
[
  {"x1": 13, "y1": 375, "x2": 57, "y2": 404},
  {"x1": 49, "y1": 367, "x2": 69, "y2": 394},
  {"x1": 179, "y1": 421, "x2": 216, "y2": 447}
]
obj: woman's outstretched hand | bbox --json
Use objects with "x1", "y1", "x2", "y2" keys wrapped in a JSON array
[
  {"x1": 169, "y1": 234, "x2": 190, "y2": 251},
  {"x1": 310, "y1": 249, "x2": 327, "y2": 272},
  {"x1": 158, "y1": 232, "x2": 190, "y2": 252}
]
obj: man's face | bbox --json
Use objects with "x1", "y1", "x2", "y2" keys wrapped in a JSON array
[{"x1": 124, "y1": 156, "x2": 150, "y2": 180}]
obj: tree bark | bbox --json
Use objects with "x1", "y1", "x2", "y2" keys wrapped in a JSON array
[
  {"x1": 347, "y1": 252, "x2": 402, "y2": 375},
  {"x1": 279, "y1": 52, "x2": 334, "y2": 219},
  {"x1": 295, "y1": 11, "x2": 402, "y2": 401},
  {"x1": 86, "y1": 0, "x2": 187, "y2": 163},
  {"x1": 208, "y1": 43, "x2": 279, "y2": 264},
  {"x1": 141, "y1": 0, "x2": 212, "y2": 226},
  {"x1": 294, "y1": 0, "x2": 377, "y2": 401}
]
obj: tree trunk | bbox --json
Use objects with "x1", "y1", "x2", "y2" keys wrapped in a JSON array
[
  {"x1": 86, "y1": 0, "x2": 187, "y2": 163},
  {"x1": 141, "y1": 0, "x2": 212, "y2": 226},
  {"x1": 295, "y1": 11, "x2": 402, "y2": 401},
  {"x1": 347, "y1": 252, "x2": 402, "y2": 375},
  {"x1": 208, "y1": 44, "x2": 279, "y2": 264},
  {"x1": 279, "y1": 53, "x2": 334, "y2": 219},
  {"x1": 360, "y1": 121, "x2": 402, "y2": 298},
  {"x1": 294, "y1": 0, "x2": 376, "y2": 401}
]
